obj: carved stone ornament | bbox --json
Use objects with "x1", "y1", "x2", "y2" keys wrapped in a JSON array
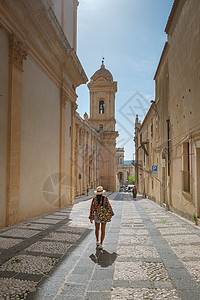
[
  {"x1": 9, "y1": 34, "x2": 27, "y2": 69},
  {"x1": 72, "y1": 102, "x2": 78, "y2": 113},
  {"x1": 60, "y1": 88, "x2": 68, "y2": 109},
  {"x1": 84, "y1": 112, "x2": 89, "y2": 122}
]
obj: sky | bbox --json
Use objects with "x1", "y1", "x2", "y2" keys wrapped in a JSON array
[{"x1": 76, "y1": 0, "x2": 174, "y2": 160}]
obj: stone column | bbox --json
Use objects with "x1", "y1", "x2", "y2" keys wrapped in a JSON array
[
  {"x1": 59, "y1": 88, "x2": 67, "y2": 208},
  {"x1": 6, "y1": 34, "x2": 27, "y2": 226},
  {"x1": 85, "y1": 131, "x2": 89, "y2": 189},
  {"x1": 70, "y1": 102, "x2": 77, "y2": 203},
  {"x1": 90, "y1": 133, "x2": 94, "y2": 188},
  {"x1": 82, "y1": 127, "x2": 86, "y2": 194},
  {"x1": 75, "y1": 123, "x2": 79, "y2": 196}
]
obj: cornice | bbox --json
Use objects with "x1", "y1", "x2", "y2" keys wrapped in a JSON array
[
  {"x1": 165, "y1": 0, "x2": 186, "y2": 35},
  {"x1": 100, "y1": 131, "x2": 119, "y2": 138},
  {"x1": 88, "y1": 80, "x2": 117, "y2": 93},
  {"x1": 154, "y1": 42, "x2": 169, "y2": 80},
  {"x1": 0, "y1": 0, "x2": 88, "y2": 88},
  {"x1": 89, "y1": 117, "x2": 116, "y2": 121}
]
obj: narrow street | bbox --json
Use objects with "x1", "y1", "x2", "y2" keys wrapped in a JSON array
[{"x1": 0, "y1": 193, "x2": 200, "y2": 300}]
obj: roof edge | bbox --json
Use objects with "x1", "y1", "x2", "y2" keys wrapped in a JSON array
[
  {"x1": 154, "y1": 42, "x2": 169, "y2": 80},
  {"x1": 165, "y1": 0, "x2": 186, "y2": 34}
]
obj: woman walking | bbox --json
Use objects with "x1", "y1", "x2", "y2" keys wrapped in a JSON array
[{"x1": 89, "y1": 186, "x2": 114, "y2": 250}]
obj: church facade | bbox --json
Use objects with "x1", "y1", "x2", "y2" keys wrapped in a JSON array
[
  {"x1": 88, "y1": 60, "x2": 118, "y2": 192},
  {"x1": 0, "y1": 0, "x2": 118, "y2": 228},
  {"x1": 74, "y1": 60, "x2": 119, "y2": 195}
]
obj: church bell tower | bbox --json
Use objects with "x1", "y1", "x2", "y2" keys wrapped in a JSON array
[{"x1": 88, "y1": 59, "x2": 118, "y2": 191}]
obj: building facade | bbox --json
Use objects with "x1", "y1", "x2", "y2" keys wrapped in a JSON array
[
  {"x1": 88, "y1": 60, "x2": 118, "y2": 192},
  {"x1": 134, "y1": 0, "x2": 200, "y2": 223},
  {"x1": 0, "y1": 0, "x2": 87, "y2": 228},
  {"x1": 74, "y1": 112, "x2": 101, "y2": 197},
  {"x1": 0, "y1": 1, "x2": 119, "y2": 228},
  {"x1": 116, "y1": 148, "x2": 135, "y2": 188}
]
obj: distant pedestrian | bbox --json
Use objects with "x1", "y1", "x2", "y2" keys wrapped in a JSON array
[
  {"x1": 87, "y1": 185, "x2": 89, "y2": 196},
  {"x1": 132, "y1": 185, "x2": 137, "y2": 199},
  {"x1": 89, "y1": 186, "x2": 114, "y2": 250}
]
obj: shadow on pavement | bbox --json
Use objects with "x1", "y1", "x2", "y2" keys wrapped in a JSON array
[
  {"x1": 135, "y1": 195, "x2": 145, "y2": 200},
  {"x1": 89, "y1": 248, "x2": 117, "y2": 268}
]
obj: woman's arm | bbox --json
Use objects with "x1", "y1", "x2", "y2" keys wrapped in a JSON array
[
  {"x1": 104, "y1": 197, "x2": 114, "y2": 217},
  {"x1": 89, "y1": 198, "x2": 96, "y2": 221}
]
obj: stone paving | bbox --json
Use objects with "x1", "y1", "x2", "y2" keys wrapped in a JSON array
[{"x1": 0, "y1": 193, "x2": 200, "y2": 299}]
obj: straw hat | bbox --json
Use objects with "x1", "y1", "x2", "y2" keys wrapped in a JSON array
[{"x1": 94, "y1": 186, "x2": 105, "y2": 195}]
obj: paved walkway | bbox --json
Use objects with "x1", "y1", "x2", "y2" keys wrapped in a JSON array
[{"x1": 0, "y1": 193, "x2": 200, "y2": 299}]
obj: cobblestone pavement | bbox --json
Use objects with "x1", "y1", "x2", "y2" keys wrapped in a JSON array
[{"x1": 0, "y1": 193, "x2": 200, "y2": 299}]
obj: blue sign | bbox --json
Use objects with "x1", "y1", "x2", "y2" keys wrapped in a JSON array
[{"x1": 152, "y1": 165, "x2": 158, "y2": 172}]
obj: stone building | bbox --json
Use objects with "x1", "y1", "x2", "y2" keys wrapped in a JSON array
[
  {"x1": 74, "y1": 112, "x2": 101, "y2": 197},
  {"x1": 0, "y1": 0, "x2": 88, "y2": 228},
  {"x1": 88, "y1": 60, "x2": 118, "y2": 192},
  {"x1": 73, "y1": 60, "x2": 119, "y2": 196},
  {"x1": 116, "y1": 148, "x2": 135, "y2": 188},
  {"x1": 0, "y1": 1, "x2": 119, "y2": 228},
  {"x1": 134, "y1": 0, "x2": 200, "y2": 222}
]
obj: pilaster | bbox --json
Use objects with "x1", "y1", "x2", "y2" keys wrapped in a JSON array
[
  {"x1": 82, "y1": 127, "x2": 86, "y2": 194},
  {"x1": 59, "y1": 88, "x2": 67, "y2": 208},
  {"x1": 70, "y1": 102, "x2": 77, "y2": 203},
  {"x1": 6, "y1": 34, "x2": 27, "y2": 226}
]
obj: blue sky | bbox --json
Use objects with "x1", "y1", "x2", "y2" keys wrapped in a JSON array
[{"x1": 76, "y1": 0, "x2": 174, "y2": 159}]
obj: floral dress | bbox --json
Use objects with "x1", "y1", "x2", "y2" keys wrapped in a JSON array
[{"x1": 89, "y1": 196, "x2": 114, "y2": 223}]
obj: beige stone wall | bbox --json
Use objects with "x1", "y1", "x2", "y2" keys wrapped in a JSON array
[
  {"x1": 100, "y1": 134, "x2": 117, "y2": 191},
  {"x1": 134, "y1": 107, "x2": 161, "y2": 204},
  {"x1": 0, "y1": 0, "x2": 87, "y2": 228},
  {"x1": 135, "y1": 0, "x2": 200, "y2": 221},
  {"x1": 74, "y1": 115, "x2": 101, "y2": 196},
  {"x1": 0, "y1": 28, "x2": 9, "y2": 228},
  {"x1": 19, "y1": 57, "x2": 60, "y2": 222},
  {"x1": 167, "y1": 0, "x2": 200, "y2": 217}
]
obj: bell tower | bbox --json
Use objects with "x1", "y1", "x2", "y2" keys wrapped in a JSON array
[{"x1": 88, "y1": 59, "x2": 118, "y2": 191}]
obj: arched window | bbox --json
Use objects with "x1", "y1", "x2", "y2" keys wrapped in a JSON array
[
  {"x1": 99, "y1": 100, "x2": 104, "y2": 114},
  {"x1": 118, "y1": 172, "x2": 123, "y2": 181},
  {"x1": 119, "y1": 156, "x2": 123, "y2": 164}
]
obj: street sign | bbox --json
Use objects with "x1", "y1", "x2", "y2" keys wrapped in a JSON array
[
  {"x1": 152, "y1": 165, "x2": 158, "y2": 172},
  {"x1": 152, "y1": 165, "x2": 158, "y2": 177}
]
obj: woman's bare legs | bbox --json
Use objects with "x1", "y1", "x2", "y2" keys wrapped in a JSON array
[
  {"x1": 100, "y1": 223, "x2": 106, "y2": 245},
  {"x1": 95, "y1": 222, "x2": 100, "y2": 242}
]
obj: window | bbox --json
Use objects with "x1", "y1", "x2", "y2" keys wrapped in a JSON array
[
  {"x1": 151, "y1": 122, "x2": 153, "y2": 136},
  {"x1": 119, "y1": 156, "x2": 123, "y2": 164},
  {"x1": 99, "y1": 124, "x2": 103, "y2": 132},
  {"x1": 182, "y1": 142, "x2": 190, "y2": 193},
  {"x1": 140, "y1": 133, "x2": 142, "y2": 144},
  {"x1": 79, "y1": 128, "x2": 82, "y2": 146},
  {"x1": 99, "y1": 100, "x2": 104, "y2": 114}
]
